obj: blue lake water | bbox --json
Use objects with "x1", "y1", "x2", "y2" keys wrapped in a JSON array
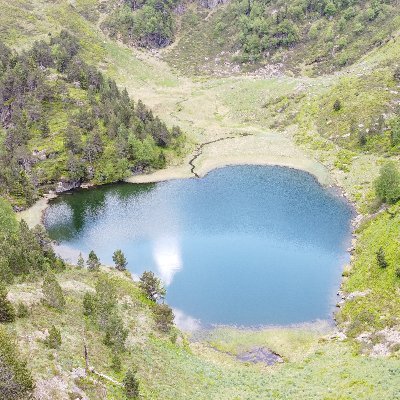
[{"x1": 44, "y1": 166, "x2": 353, "y2": 328}]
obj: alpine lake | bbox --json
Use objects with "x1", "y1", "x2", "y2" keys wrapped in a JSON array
[{"x1": 44, "y1": 166, "x2": 353, "y2": 329}]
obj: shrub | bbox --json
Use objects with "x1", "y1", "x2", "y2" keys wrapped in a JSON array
[
  {"x1": 376, "y1": 247, "x2": 388, "y2": 269},
  {"x1": 395, "y1": 268, "x2": 400, "y2": 278},
  {"x1": 390, "y1": 117, "x2": 400, "y2": 147},
  {"x1": 123, "y1": 368, "x2": 140, "y2": 399},
  {"x1": 103, "y1": 312, "x2": 128, "y2": 351},
  {"x1": 42, "y1": 273, "x2": 66, "y2": 310},
  {"x1": 77, "y1": 253, "x2": 85, "y2": 269},
  {"x1": 46, "y1": 325, "x2": 62, "y2": 349},
  {"x1": 112, "y1": 249, "x2": 128, "y2": 271},
  {"x1": 154, "y1": 303, "x2": 174, "y2": 333},
  {"x1": 374, "y1": 161, "x2": 400, "y2": 204},
  {"x1": 394, "y1": 66, "x2": 400, "y2": 82},
  {"x1": 0, "y1": 284, "x2": 15, "y2": 323},
  {"x1": 139, "y1": 271, "x2": 165, "y2": 302},
  {"x1": 87, "y1": 250, "x2": 100, "y2": 271},
  {"x1": 333, "y1": 99, "x2": 342, "y2": 111},
  {"x1": 0, "y1": 327, "x2": 34, "y2": 399},
  {"x1": 83, "y1": 292, "x2": 96, "y2": 316},
  {"x1": 16, "y1": 302, "x2": 29, "y2": 318},
  {"x1": 111, "y1": 352, "x2": 122, "y2": 372}
]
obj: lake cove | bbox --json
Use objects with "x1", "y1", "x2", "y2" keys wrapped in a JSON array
[{"x1": 44, "y1": 166, "x2": 353, "y2": 328}]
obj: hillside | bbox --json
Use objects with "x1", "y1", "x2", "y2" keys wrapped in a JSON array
[{"x1": 0, "y1": 0, "x2": 400, "y2": 399}]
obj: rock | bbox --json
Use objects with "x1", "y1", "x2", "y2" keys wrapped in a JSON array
[
  {"x1": 199, "y1": 0, "x2": 230, "y2": 9},
  {"x1": 346, "y1": 289, "x2": 371, "y2": 301},
  {"x1": 56, "y1": 180, "x2": 81, "y2": 193},
  {"x1": 237, "y1": 347, "x2": 283, "y2": 366},
  {"x1": 32, "y1": 149, "x2": 47, "y2": 161}
]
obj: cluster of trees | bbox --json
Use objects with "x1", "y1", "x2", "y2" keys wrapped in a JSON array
[
  {"x1": 374, "y1": 161, "x2": 400, "y2": 205},
  {"x1": 0, "y1": 198, "x2": 64, "y2": 283},
  {"x1": 223, "y1": 0, "x2": 397, "y2": 62},
  {"x1": 103, "y1": 0, "x2": 178, "y2": 48},
  {"x1": 0, "y1": 31, "x2": 184, "y2": 207}
]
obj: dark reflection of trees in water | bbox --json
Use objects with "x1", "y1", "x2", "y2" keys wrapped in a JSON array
[{"x1": 45, "y1": 182, "x2": 156, "y2": 241}]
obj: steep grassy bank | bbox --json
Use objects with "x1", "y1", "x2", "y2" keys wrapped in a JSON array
[{"x1": 3, "y1": 264, "x2": 400, "y2": 399}]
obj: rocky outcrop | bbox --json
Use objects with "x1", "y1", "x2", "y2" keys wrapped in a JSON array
[
  {"x1": 55, "y1": 180, "x2": 81, "y2": 193},
  {"x1": 199, "y1": 0, "x2": 230, "y2": 9}
]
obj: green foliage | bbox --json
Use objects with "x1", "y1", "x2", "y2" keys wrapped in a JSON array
[
  {"x1": 77, "y1": 253, "x2": 85, "y2": 269},
  {"x1": 0, "y1": 327, "x2": 34, "y2": 400},
  {"x1": 86, "y1": 275, "x2": 128, "y2": 351},
  {"x1": 103, "y1": 0, "x2": 177, "y2": 49},
  {"x1": 376, "y1": 246, "x2": 388, "y2": 269},
  {"x1": 123, "y1": 367, "x2": 140, "y2": 399},
  {"x1": 389, "y1": 117, "x2": 400, "y2": 147},
  {"x1": 87, "y1": 250, "x2": 100, "y2": 271},
  {"x1": 374, "y1": 161, "x2": 400, "y2": 204},
  {"x1": 16, "y1": 302, "x2": 29, "y2": 319},
  {"x1": 112, "y1": 249, "x2": 128, "y2": 271},
  {"x1": 333, "y1": 99, "x2": 342, "y2": 111},
  {"x1": 110, "y1": 352, "x2": 122, "y2": 372},
  {"x1": 83, "y1": 291, "x2": 96, "y2": 316},
  {"x1": 139, "y1": 271, "x2": 165, "y2": 302},
  {"x1": 0, "y1": 33, "x2": 184, "y2": 207},
  {"x1": 45, "y1": 325, "x2": 62, "y2": 349},
  {"x1": 0, "y1": 284, "x2": 15, "y2": 323},
  {"x1": 338, "y1": 204, "x2": 400, "y2": 336},
  {"x1": 42, "y1": 273, "x2": 66, "y2": 310},
  {"x1": 153, "y1": 303, "x2": 174, "y2": 333},
  {"x1": 0, "y1": 208, "x2": 61, "y2": 282}
]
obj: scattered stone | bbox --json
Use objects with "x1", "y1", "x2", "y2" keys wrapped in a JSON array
[
  {"x1": 236, "y1": 347, "x2": 283, "y2": 366},
  {"x1": 346, "y1": 289, "x2": 371, "y2": 301}
]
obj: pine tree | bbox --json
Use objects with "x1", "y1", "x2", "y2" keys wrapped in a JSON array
[
  {"x1": 112, "y1": 249, "x2": 128, "y2": 271},
  {"x1": 374, "y1": 162, "x2": 400, "y2": 204},
  {"x1": 77, "y1": 253, "x2": 85, "y2": 269},
  {"x1": 42, "y1": 273, "x2": 66, "y2": 310},
  {"x1": 87, "y1": 250, "x2": 100, "y2": 271},
  {"x1": 0, "y1": 284, "x2": 15, "y2": 323},
  {"x1": 46, "y1": 325, "x2": 62, "y2": 349},
  {"x1": 376, "y1": 247, "x2": 388, "y2": 269},
  {"x1": 139, "y1": 271, "x2": 166, "y2": 302},
  {"x1": 333, "y1": 99, "x2": 342, "y2": 111},
  {"x1": 123, "y1": 368, "x2": 140, "y2": 399},
  {"x1": 154, "y1": 303, "x2": 174, "y2": 333}
]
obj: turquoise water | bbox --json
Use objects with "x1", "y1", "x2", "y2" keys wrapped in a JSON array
[{"x1": 44, "y1": 166, "x2": 353, "y2": 327}]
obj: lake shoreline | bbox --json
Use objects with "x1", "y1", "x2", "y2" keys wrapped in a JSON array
[{"x1": 17, "y1": 155, "x2": 342, "y2": 228}]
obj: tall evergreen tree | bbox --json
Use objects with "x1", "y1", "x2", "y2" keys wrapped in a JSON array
[
  {"x1": 112, "y1": 249, "x2": 128, "y2": 271},
  {"x1": 42, "y1": 273, "x2": 66, "y2": 310},
  {"x1": 87, "y1": 250, "x2": 100, "y2": 271},
  {"x1": 0, "y1": 284, "x2": 15, "y2": 323}
]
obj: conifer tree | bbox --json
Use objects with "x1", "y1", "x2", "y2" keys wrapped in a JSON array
[
  {"x1": 42, "y1": 273, "x2": 66, "y2": 310},
  {"x1": 87, "y1": 250, "x2": 100, "y2": 271},
  {"x1": 46, "y1": 325, "x2": 62, "y2": 349},
  {"x1": 376, "y1": 247, "x2": 388, "y2": 269},
  {"x1": 77, "y1": 253, "x2": 85, "y2": 269},
  {"x1": 112, "y1": 249, "x2": 128, "y2": 271},
  {"x1": 139, "y1": 271, "x2": 165, "y2": 302},
  {"x1": 123, "y1": 368, "x2": 140, "y2": 399},
  {"x1": 0, "y1": 284, "x2": 15, "y2": 323}
]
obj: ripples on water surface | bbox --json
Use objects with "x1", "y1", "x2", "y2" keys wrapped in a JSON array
[{"x1": 44, "y1": 166, "x2": 353, "y2": 328}]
